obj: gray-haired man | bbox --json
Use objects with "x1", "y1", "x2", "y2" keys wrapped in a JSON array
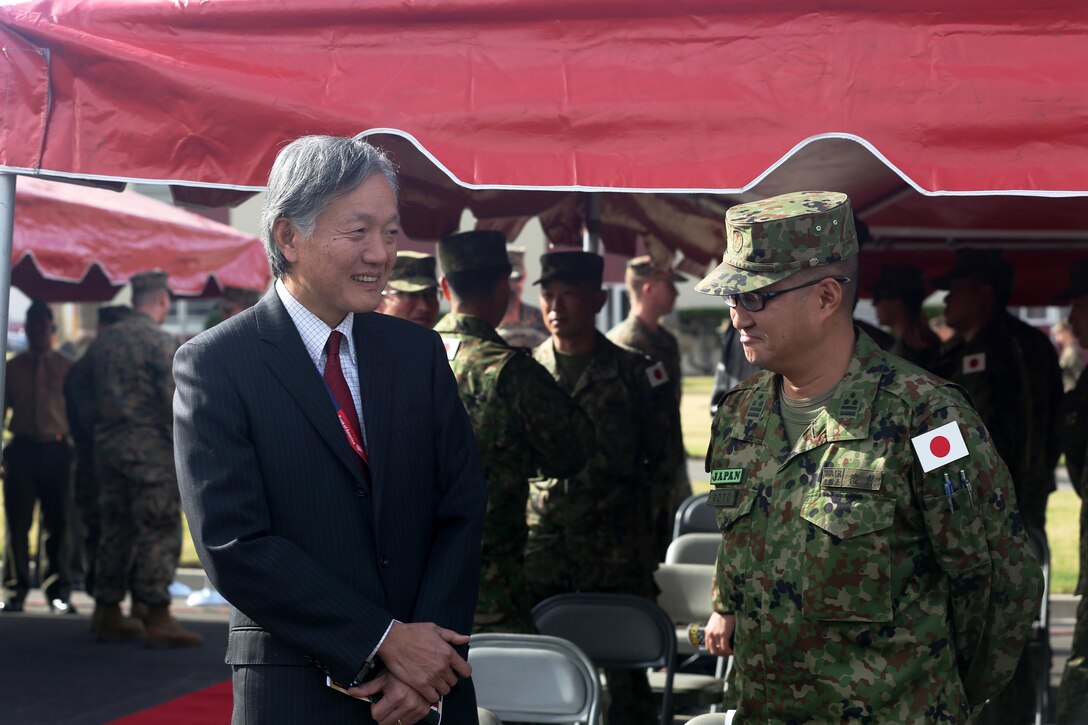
[{"x1": 174, "y1": 135, "x2": 487, "y2": 725}]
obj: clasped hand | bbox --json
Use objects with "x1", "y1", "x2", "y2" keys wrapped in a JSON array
[{"x1": 350, "y1": 621, "x2": 470, "y2": 725}]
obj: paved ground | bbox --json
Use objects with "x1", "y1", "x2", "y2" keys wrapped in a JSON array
[{"x1": 0, "y1": 585, "x2": 229, "y2": 724}]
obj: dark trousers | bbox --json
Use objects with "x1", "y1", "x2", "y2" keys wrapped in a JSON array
[
  {"x1": 2, "y1": 438, "x2": 74, "y2": 600},
  {"x1": 72, "y1": 448, "x2": 99, "y2": 594}
]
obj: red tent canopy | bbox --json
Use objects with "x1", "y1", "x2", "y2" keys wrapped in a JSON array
[
  {"x1": 3, "y1": 0, "x2": 1088, "y2": 303},
  {"x1": 13, "y1": 177, "x2": 270, "y2": 302}
]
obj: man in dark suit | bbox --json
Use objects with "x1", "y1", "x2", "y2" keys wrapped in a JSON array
[{"x1": 173, "y1": 135, "x2": 487, "y2": 725}]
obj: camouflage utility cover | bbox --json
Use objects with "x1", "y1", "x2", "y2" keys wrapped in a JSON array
[
  {"x1": 708, "y1": 331, "x2": 1042, "y2": 722},
  {"x1": 434, "y1": 313, "x2": 593, "y2": 632},
  {"x1": 386, "y1": 251, "x2": 438, "y2": 292},
  {"x1": 439, "y1": 230, "x2": 510, "y2": 276},
  {"x1": 696, "y1": 191, "x2": 857, "y2": 296}
]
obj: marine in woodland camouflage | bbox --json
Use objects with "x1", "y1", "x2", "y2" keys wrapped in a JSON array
[
  {"x1": 708, "y1": 331, "x2": 1043, "y2": 723},
  {"x1": 695, "y1": 191, "x2": 858, "y2": 296},
  {"x1": 435, "y1": 312, "x2": 593, "y2": 633},
  {"x1": 89, "y1": 311, "x2": 181, "y2": 605},
  {"x1": 527, "y1": 333, "x2": 674, "y2": 599}
]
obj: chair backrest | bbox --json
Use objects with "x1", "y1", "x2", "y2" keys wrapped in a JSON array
[
  {"x1": 477, "y1": 707, "x2": 504, "y2": 725},
  {"x1": 665, "y1": 533, "x2": 721, "y2": 565},
  {"x1": 532, "y1": 593, "x2": 677, "y2": 725},
  {"x1": 673, "y1": 492, "x2": 718, "y2": 539},
  {"x1": 653, "y1": 563, "x2": 716, "y2": 624},
  {"x1": 469, "y1": 633, "x2": 601, "y2": 725}
]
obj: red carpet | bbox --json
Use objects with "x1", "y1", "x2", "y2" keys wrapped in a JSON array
[{"x1": 109, "y1": 679, "x2": 233, "y2": 724}]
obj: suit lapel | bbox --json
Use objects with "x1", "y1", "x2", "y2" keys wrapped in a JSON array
[
  {"x1": 255, "y1": 292, "x2": 364, "y2": 484},
  {"x1": 353, "y1": 312, "x2": 390, "y2": 514}
]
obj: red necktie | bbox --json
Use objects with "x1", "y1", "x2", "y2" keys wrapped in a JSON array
[{"x1": 324, "y1": 331, "x2": 368, "y2": 464}]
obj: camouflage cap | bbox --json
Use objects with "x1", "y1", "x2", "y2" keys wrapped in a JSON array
[
  {"x1": 129, "y1": 270, "x2": 170, "y2": 295},
  {"x1": 507, "y1": 246, "x2": 527, "y2": 280},
  {"x1": 626, "y1": 255, "x2": 686, "y2": 284},
  {"x1": 867, "y1": 263, "x2": 928, "y2": 300},
  {"x1": 386, "y1": 251, "x2": 439, "y2": 292},
  {"x1": 438, "y1": 230, "x2": 511, "y2": 277},
  {"x1": 929, "y1": 248, "x2": 1014, "y2": 300},
  {"x1": 1056, "y1": 258, "x2": 1088, "y2": 302},
  {"x1": 533, "y1": 251, "x2": 604, "y2": 286},
  {"x1": 695, "y1": 191, "x2": 858, "y2": 296}
]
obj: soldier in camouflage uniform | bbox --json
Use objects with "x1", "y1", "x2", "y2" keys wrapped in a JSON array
[
  {"x1": 64, "y1": 304, "x2": 133, "y2": 599},
  {"x1": 696, "y1": 191, "x2": 1042, "y2": 723},
  {"x1": 433, "y1": 231, "x2": 594, "y2": 634},
  {"x1": 89, "y1": 272, "x2": 202, "y2": 648},
  {"x1": 868, "y1": 263, "x2": 942, "y2": 372},
  {"x1": 931, "y1": 251, "x2": 1047, "y2": 725},
  {"x1": 375, "y1": 250, "x2": 441, "y2": 328},
  {"x1": 497, "y1": 247, "x2": 549, "y2": 349},
  {"x1": 1057, "y1": 259, "x2": 1088, "y2": 725},
  {"x1": 607, "y1": 255, "x2": 690, "y2": 561},
  {"x1": 528, "y1": 251, "x2": 674, "y2": 725}
]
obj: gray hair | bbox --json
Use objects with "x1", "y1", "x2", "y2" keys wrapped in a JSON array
[{"x1": 260, "y1": 135, "x2": 399, "y2": 278}]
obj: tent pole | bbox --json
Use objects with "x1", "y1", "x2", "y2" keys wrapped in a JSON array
[
  {"x1": 582, "y1": 192, "x2": 601, "y2": 254},
  {"x1": 0, "y1": 173, "x2": 14, "y2": 397}
]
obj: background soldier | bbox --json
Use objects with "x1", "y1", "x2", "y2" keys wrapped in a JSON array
[
  {"x1": 89, "y1": 271, "x2": 202, "y2": 647},
  {"x1": 434, "y1": 230, "x2": 594, "y2": 633},
  {"x1": 375, "y1": 250, "x2": 441, "y2": 328},
  {"x1": 698, "y1": 191, "x2": 1041, "y2": 722},
  {"x1": 607, "y1": 255, "x2": 690, "y2": 559},
  {"x1": 2, "y1": 301, "x2": 77, "y2": 614},
  {"x1": 868, "y1": 262, "x2": 942, "y2": 372},
  {"x1": 497, "y1": 246, "x2": 549, "y2": 349},
  {"x1": 932, "y1": 251, "x2": 1034, "y2": 511},
  {"x1": 1057, "y1": 259, "x2": 1088, "y2": 724},
  {"x1": 527, "y1": 251, "x2": 673, "y2": 725},
  {"x1": 64, "y1": 305, "x2": 133, "y2": 601}
]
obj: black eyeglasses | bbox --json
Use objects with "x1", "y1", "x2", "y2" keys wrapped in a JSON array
[{"x1": 724, "y1": 276, "x2": 851, "y2": 312}]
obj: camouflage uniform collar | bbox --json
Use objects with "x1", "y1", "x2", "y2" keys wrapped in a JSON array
[
  {"x1": 536, "y1": 332, "x2": 624, "y2": 394},
  {"x1": 434, "y1": 312, "x2": 506, "y2": 345},
  {"x1": 733, "y1": 328, "x2": 884, "y2": 456},
  {"x1": 625, "y1": 312, "x2": 668, "y2": 343}
]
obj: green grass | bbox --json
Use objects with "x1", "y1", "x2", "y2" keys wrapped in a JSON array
[
  {"x1": 682, "y1": 375, "x2": 715, "y2": 460},
  {"x1": 1048, "y1": 489, "x2": 1081, "y2": 594}
]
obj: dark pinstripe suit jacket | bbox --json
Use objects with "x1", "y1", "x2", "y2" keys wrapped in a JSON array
[{"x1": 173, "y1": 290, "x2": 486, "y2": 723}]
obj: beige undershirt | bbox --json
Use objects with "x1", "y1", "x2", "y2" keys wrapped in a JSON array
[{"x1": 779, "y1": 379, "x2": 839, "y2": 446}]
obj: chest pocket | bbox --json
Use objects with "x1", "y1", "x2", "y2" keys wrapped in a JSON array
[
  {"x1": 800, "y1": 488, "x2": 895, "y2": 622},
  {"x1": 714, "y1": 488, "x2": 757, "y2": 612}
]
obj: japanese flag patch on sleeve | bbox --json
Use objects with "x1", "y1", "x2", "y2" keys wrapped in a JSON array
[
  {"x1": 441, "y1": 337, "x2": 461, "y2": 361},
  {"x1": 645, "y1": 361, "x2": 669, "y2": 387},
  {"x1": 962, "y1": 352, "x2": 986, "y2": 374},
  {"x1": 911, "y1": 420, "x2": 970, "y2": 472}
]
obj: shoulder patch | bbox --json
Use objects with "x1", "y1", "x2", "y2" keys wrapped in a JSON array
[
  {"x1": 911, "y1": 420, "x2": 970, "y2": 472},
  {"x1": 645, "y1": 361, "x2": 669, "y2": 387},
  {"x1": 441, "y1": 337, "x2": 461, "y2": 360},
  {"x1": 962, "y1": 352, "x2": 986, "y2": 374}
]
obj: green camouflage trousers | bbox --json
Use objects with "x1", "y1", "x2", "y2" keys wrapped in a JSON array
[{"x1": 94, "y1": 457, "x2": 181, "y2": 606}]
